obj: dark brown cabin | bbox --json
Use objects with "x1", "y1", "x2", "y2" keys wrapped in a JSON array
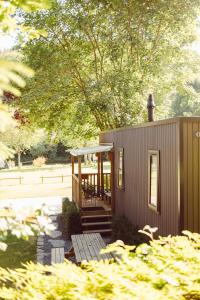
[
  {"x1": 99, "y1": 116, "x2": 200, "y2": 236},
  {"x1": 70, "y1": 117, "x2": 200, "y2": 236}
]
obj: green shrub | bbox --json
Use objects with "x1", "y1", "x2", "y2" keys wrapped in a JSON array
[
  {"x1": 62, "y1": 198, "x2": 82, "y2": 239},
  {"x1": 111, "y1": 215, "x2": 149, "y2": 245},
  {"x1": 0, "y1": 231, "x2": 200, "y2": 299},
  {"x1": 0, "y1": 235, "x2": 36, "y2": 269}
]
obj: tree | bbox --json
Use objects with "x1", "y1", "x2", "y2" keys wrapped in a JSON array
[
  {"x1": 170, "y1": 79, "x2": 200, "y2": 117},
  {"x1": 0, "y1": 0, "x2": 52, "y2": 159},
  {"x1": 0, "y1": 103, "x2": 15, "y2": 159},
  {"x1": 0, "y1": 125, "x2": 42, "y2": 166},
  {"x1": 0, "y1": 0, "x2": 54, "y2": 252},
  {"x1": 18, "y1": 0, "x2": 200, "y2": 141},
  {"x1": 0, "y1": 0, "x2": 52, "y2": 98}
]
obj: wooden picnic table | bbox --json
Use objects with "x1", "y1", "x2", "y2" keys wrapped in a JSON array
[{"x1": 71, "y1": 233, "x2": 113, "y2": 263}]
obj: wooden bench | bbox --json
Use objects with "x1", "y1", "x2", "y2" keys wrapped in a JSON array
[
  {"x1": 51, "y1": 247, "x2": 65, "y2": 264},
  {"x1": 71, "y1": 233, "x2": 113, "y2": 263}
]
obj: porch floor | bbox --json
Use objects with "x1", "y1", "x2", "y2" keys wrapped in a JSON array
[{"x1": 81, "y1": 196, "x2": 111, "y2": 211}]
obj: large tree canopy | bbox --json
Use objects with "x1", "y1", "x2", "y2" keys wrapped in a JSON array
[{"x1": 19, "y1": 0, "x2": 200, "y2": 142}]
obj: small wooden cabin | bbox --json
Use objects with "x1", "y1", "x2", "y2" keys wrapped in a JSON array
[{"x1": 100, "y1": 116, "x2": 200, "y2": 236}]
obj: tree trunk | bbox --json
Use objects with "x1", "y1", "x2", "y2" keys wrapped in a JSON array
[{"x1": 17, "y1": 152, "x2": 21, "y2": 168}]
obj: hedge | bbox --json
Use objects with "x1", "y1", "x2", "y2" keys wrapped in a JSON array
[
  {"x1": 0, "y1": 231, "x2": 200, "y2": 299},
  {"x1": 111, "y1": 215, "x2": 150, "y2": 245},
  {"x1": 61, "y1": 198, "x2": 82, "y2": 239}
]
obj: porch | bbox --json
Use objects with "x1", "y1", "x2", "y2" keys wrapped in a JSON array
[
  {"x1": 70, "y1": 144, "x2": 114, "y2": 213},
  {"x1": 72, "y1": 172, "x2": 111, "y2": 209}
]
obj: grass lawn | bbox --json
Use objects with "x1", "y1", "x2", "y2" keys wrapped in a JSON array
[
  {"x1": 0, "y1": 235, "x2": 36, "y2": 269},
  {"x1": 0, "y1": 162, "x2": 110, "y2": 174},
  {"x1": 0, "y1": 164, "x2": 67, "y2": 173},
  {"x1": 0, "y1": 162, "x2": 110, "y2": 199}
]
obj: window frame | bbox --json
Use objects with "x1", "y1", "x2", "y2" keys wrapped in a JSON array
[
  {"x1": 148, "y1": 150, "x2": 160, "y2": 213},
  {"x1": 117, "y1": 147, "x2": 125, "y2": 190}
]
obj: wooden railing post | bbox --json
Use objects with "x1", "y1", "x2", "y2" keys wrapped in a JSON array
[
  {"x1": 78, "y1": 156, "x2": 82, "y2": 207},
  {"x1": 109, "y1": 151, "x2": 115, "y2": 213},
  {"x1": 97, "y1": 153, "x2": 101, "y2": 196},
  {"x1": 71, "y1": 155, "x2": 75, "y2": 202},
  {"x1": 100, "y1": 153, "x2": 104, "y2": 197}
]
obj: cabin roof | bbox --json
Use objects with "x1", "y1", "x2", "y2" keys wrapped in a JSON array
[
  {"x1": 100, "y1": 116, "x2": 200, "y2": 134},
  {"x1": 70, "y1": 144, "x2": 113, "y2": 156}
]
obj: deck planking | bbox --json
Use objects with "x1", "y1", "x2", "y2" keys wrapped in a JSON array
[
  {"x1": 51, "y1": 247, "x2": 65, "y2": 264},
  {"x1": 71, "y1": 233, "x2": 112, "y2": 263}
]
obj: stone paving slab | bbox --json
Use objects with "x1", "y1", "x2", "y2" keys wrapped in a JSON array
[
  {"x1": 49, "y1": 230, "x2": 62, "y2": 239},
  {"x1": 37, "y1": 200, "x2": 72, "y2": 265},
  {"x1": 36, "y1": 199, "x2": 111, "y2": 265},
  {"x1": 49, "y1": 239, "x2": 66, "y2": 247}
]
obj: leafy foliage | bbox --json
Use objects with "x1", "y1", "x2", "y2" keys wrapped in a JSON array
[
  {"x1": 0, "y1": 0, "x2": 55, "y2": 255},
  {"x1": 62, "y1": 198, "x2": 82, "y2": 239},
  {"x1": 30, "y1": 141, "x2": 57, "y2": 159},
  {"x1": 0, "y1": 103, "x2": 15, "y2": 159},
  {"x1": 0, "y1": 0, "x2": 52, "y2": 158},
  {"x1": 170, "y1": 79, "x2": 200, "y2": 116},
  {"x1": 0, "y1": 205, "x2": 54, "y2": 251},
  {"x1": 0, "y1": 235, "x2": 36, "y2": 269},
  {"x1": 0, "y1": 124, "x2": 43, "y2": 166},
  {"x1": 111, "y1": 215, "x2": 149, "y2": 245},
  {"x1": 0, "y1": 55, "x2": 34, "y2": 98},
  {"x1": 0, "y1": 0, "x2": 52, "y2": 98},
  {"x1": 0, "y1": 231, "x2": 200, "y2": 299},
  {"x1": 19, "y1": 0, "x2": 200, "y2": 142}
]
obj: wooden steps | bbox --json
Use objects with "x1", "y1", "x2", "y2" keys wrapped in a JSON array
[
  {"x1": 82, "y1": 221, "x2": 112, "y2": 226},
  {"x1": 81, "y1": 210, "x2": 110, "y2": 216},
  {"x1": 81, "y1": 214, "x2": 111, "y2": 219},
  {"x1": 82, "y1": 228, "x2": 112, "y2": 234},
  {"x1": 81, "y1": 207, "x2": 112, "y2": 236}
]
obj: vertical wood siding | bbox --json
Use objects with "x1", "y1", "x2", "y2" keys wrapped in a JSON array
[
  {"x1": 182, "y1": 119, "x2": 200, "y2": 233},
  {"x1": 100, "y1": 121, "x2": 179, "y2": 236}
]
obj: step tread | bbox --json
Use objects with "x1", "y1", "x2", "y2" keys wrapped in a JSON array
[
  {"x1": 81, "y1": 211, "x2": 110, "y2": 216},
  {"x1": 81, "y1": 214, "x2": 112, "y2": 219},
  {"x1": 82, "y1": 221, "x2": 112, "y2": 226},
  {"x1": 82, "y1": 228, "x2": 112, "y2": 234}
]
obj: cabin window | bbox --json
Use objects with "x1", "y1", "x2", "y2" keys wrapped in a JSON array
[
  {"x1": 117, "y1": 148, "x2": 124, "y2": 190},
  {"x1": 148, "y1": 150, "x2": 160, "y2": 213}
]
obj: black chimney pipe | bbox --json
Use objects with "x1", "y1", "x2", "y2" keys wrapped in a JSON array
[{"x1": 147, "y1": 94, "x2": 155, "y2": 122}]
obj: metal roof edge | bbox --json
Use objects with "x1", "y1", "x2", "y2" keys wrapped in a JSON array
[{"x1": 100, "y1": 116, "x2": 200, "y2": 135}]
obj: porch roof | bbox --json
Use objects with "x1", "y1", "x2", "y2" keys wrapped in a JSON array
[{"x1": 70, "y1": 144, "x2": 113, "y2": 156}]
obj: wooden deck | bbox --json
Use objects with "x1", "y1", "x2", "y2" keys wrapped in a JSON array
[
  {"x1": 51, "y1": 247, "x2": 65, "y2": 264},
  {"x1": 81, "y1": 196, "x2": 111, "y2": 211},
  {"x1": 71, "y1": 233, "x2": 113, "y2": 263},
  {"x1": 72, "y1": 170, "x2": 113, "y2": 211}
]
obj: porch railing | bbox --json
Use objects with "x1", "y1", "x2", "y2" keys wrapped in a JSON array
[
  {"x1": 72, "y1": 174, "x2": 81, "y2": 207},
  {"x1": 72, "y1": 172, "x2": 111, "y2": 208}
]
